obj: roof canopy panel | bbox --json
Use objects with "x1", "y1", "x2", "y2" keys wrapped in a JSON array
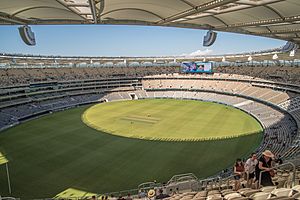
[
  {"x1": 0, "y1": 0, "x2": 299, "y2": 44},
  {"x1": 15, "y1": 8, "x2": 84, "y2": 21},
  {"x1": 0, "y1": 0, "x2": 66, "y2": 14},
  {"x1": 102, "y1": 9, "x2": 163, "y2": 22},
  {"x1": 185, "y1": 16, "x2": 226, "y2": 27},
  {"x1": 102, "y1": 0, "x2": 191, "y2": 17},
  {"x1": 269, "y1": 0, "x2": 300, "y2": 17}
]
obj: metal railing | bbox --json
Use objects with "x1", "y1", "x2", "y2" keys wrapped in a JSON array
[
  {"x1": 199, "y1": 176, "x2": 222, "y2": 190},
  {"x1": 103, "y1": 188, "x2": 139, "y2": 198},
  {"x1": 138, "y1": 181, "x2": 163, "y2": 192},
  {"x1": 167, "y1": 173, "x2": 198, "y2": 185}
]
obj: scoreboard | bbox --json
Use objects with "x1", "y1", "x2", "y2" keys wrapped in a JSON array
[{"x1": 181, "y1": 62, "x2": 213, "y2": 73}]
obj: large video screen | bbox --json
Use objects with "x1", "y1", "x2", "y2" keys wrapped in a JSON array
[{"x1": 181, "y1": 62, "x2": 213, "y2": 73}]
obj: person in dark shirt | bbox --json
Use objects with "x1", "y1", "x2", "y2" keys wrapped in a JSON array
[
  {"x1": 125, "y1": 193, "x2": 132, "y2": 200},
  {"x1": 155, "y1": 189, "x2": 170, "y2": 200},
  {"x1": 255, "y1": 150, "x2": 274, "y2": 187},
  {"x1": 117, "y1": 196, "x2": 125, "y2": 200}
]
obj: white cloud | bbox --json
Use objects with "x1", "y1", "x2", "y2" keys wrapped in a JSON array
[{"x1": 181, "y1": 49, "x2": 213, "y2": 57}]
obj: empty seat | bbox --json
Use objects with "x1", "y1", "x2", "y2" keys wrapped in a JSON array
[
  {"x1": 223, "y1": 190, "x2": 237, "y2": 196},
  {"x1": 208, "y1": 190, "x2": 221, "y2": 195},
  {"x1": 267, "y1": 197, "x2": 295, "y2": 200},
  {"x1": 270, "y1": 188, "x2": 293, "y2": 198},
  {"x1": 230, "y1": 197, "x2": 249, "y2": 200},
  {"x1": 292, "y1": 185, "x2": 300, "y2": 193},
  {"x1": 224, "y1": 192, "x2": 242, "y2": 200},
  {"x1": 250, "y1": 192, "x2": 270, "y2": 200},
  {"x1": 262, "y1": 186, "x2": 277, "y2": 193},
  {"x1": 206, "y1": 194, "x2": 222, "y2": 200},
  {"x1": 242, "y1": 189, "x2": 261, "y2": 197}
]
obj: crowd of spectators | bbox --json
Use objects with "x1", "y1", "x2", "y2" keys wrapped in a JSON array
[
  {"x1": 0, "y1": 66, "x2": 179, "y2": 86},
  {"x1": 215, "y1": 65, "x2": 300, "y2": 85}
]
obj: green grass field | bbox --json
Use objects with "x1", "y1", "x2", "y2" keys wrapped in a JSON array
[
  {"x1": 0, "y1": 99, "x2": 263, "y2": 199},
  {"x1": 83, "y1": 99, "x2": 263, "y2": 141}
]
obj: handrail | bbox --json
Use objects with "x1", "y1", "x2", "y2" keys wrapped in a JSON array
[
  {"x1": 138, "y1": 181, "x2": 162, "y2": 190},
  {"x1": 199, "y1": 176, "x2": 222, "y2": 190},
  {"x1": 217, "y1": 175, "x2": 236, "y2": 190},
  {"x1": 258, "y1": 162, "x2": 296, "y2": 188},
  {"x1": 103, "y1": 188, "x2": 139, "y2": 198},
  {"x1": 167, "y1": 173, "x2": 198, "y2": 185}
]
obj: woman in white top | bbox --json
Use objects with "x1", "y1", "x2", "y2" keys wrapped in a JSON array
[{"x1": 244, "y1": 153, "x2": 258, "y2": 188}]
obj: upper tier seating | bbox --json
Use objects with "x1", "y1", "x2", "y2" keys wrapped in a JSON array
[
  {"x1": 215, "y1": 66, "x2": 300, "y2": 85},
  {"x1": 0, "y1": 66, "x2": 179, "y2": 86}
]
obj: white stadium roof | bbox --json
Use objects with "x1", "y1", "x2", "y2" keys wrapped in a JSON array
[
  {"x1": 0, "y1": 0, "x2": 300, "y2": 44},
  {"x1": 1, "y1": 47, "x2": 300, "y2": 62}
]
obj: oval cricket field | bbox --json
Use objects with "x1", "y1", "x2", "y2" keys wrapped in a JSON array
[{"x1": 82, "y1": 99, "x2": 263, "y2": 141}]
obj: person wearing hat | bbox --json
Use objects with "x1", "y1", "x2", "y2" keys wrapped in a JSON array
[
  {"x1": 147, "y1": 189, "x2": 156, "y2": 200},
  {"x1": 255, "y1": 150, "x2": 275, "y2": 187}
]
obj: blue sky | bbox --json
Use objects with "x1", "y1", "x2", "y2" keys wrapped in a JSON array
[{"x1": 0, "y1": 25, "x2": 285, "y2": 57}]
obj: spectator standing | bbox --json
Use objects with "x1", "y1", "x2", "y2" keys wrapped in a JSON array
[
  {"x1": 138, "y1": 190, "x2": 147, "y2": 199},
  {"x1": 126, "y1": 194, "x2": 132, "y2": 200},
  {"x1": 245, "y1": 153, "x2": 258, "y2": 188},
  {"x1": 255, "y1": 150, "x2": 275, "y2": 187}
]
